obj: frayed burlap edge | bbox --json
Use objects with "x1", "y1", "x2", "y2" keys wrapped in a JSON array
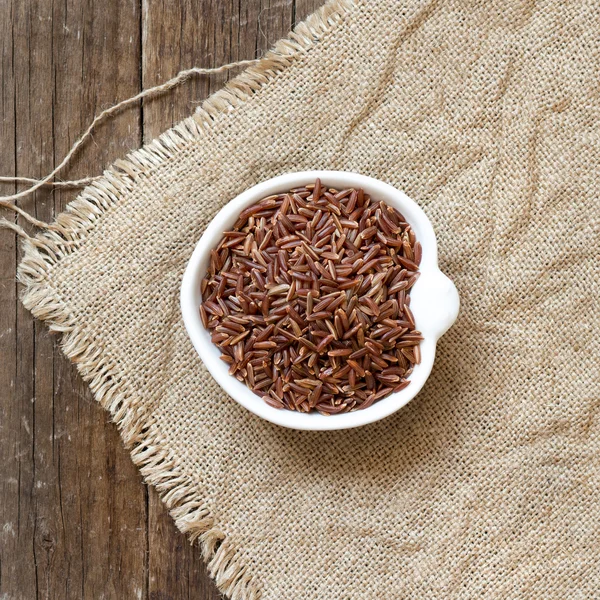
[{"x1": 16, "y1": 1, "x2": 357, "y2": 598}]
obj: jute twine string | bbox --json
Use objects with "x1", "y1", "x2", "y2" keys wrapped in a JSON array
[
  {"x1": 0, "y1": 59, "x2": 259, "y2": 236},
  {"x1": 0, "y1": 175, "x2": 100, "y2": 188},
  {"x1": 0, "y1": 218, "x2": 31, "y2": 240}
]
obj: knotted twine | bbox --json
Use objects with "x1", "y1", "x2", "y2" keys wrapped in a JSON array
[
  {"x1": 4, "y1": 0, "x2": 600, "y2": 598},
  {"x1": 0, "y1": 59, "x2": 259, "y2": 234}
]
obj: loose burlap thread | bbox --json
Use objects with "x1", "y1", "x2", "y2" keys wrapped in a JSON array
[{"x1": 15, "y1": 0, "x2": 600, "y2": 598}]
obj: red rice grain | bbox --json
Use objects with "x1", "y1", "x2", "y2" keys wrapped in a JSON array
[{"x1": 200, "y1": 179, "x2": 422, "y2": 414}]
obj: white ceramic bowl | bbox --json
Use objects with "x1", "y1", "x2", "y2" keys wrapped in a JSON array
[{"x1": 181, "y1": 171, "x2": 459, "y2": 430}]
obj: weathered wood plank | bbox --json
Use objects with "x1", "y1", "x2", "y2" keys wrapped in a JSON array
[
  {"x1": 11, "y1": 1, "x2": 57, "y2": 598},
  {"x1": 141, "y1": 2, "x2": 236, "y2": 596},
  {"x1": 49, "y1": 1, "x2": 147, "y2": 598},
  {"x1": 0, "y1": 0, "x2": 22, "y2": 597}
]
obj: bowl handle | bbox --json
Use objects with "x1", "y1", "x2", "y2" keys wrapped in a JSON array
[
  {"x1": 413, "y1": 269, "x2": 460, "y2": 341},
  {"x1": 431, "y1": 270, "x2": 459, "y2": 340}
]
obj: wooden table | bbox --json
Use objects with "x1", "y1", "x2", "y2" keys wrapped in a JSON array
[{"x1": 0, "y1": 1, "x2": 322, "y2": 597}]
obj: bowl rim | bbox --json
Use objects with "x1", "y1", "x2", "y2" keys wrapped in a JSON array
[{"x1": 180, "y1": 170, "x2": 459, "y2": 431}]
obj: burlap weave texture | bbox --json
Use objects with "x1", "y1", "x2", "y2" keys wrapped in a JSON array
[{"x1": 20, "y1": 0, "x2": 600, "y2": 598}]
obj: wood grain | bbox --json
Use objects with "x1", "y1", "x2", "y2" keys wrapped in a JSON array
[{"x1": 0, "y1": 1, "x2": 323, "y2": 597}]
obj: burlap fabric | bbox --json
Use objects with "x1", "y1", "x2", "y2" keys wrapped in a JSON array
[{"x1": 19, "y1": 0, "x2": 600, "y2": 597}]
